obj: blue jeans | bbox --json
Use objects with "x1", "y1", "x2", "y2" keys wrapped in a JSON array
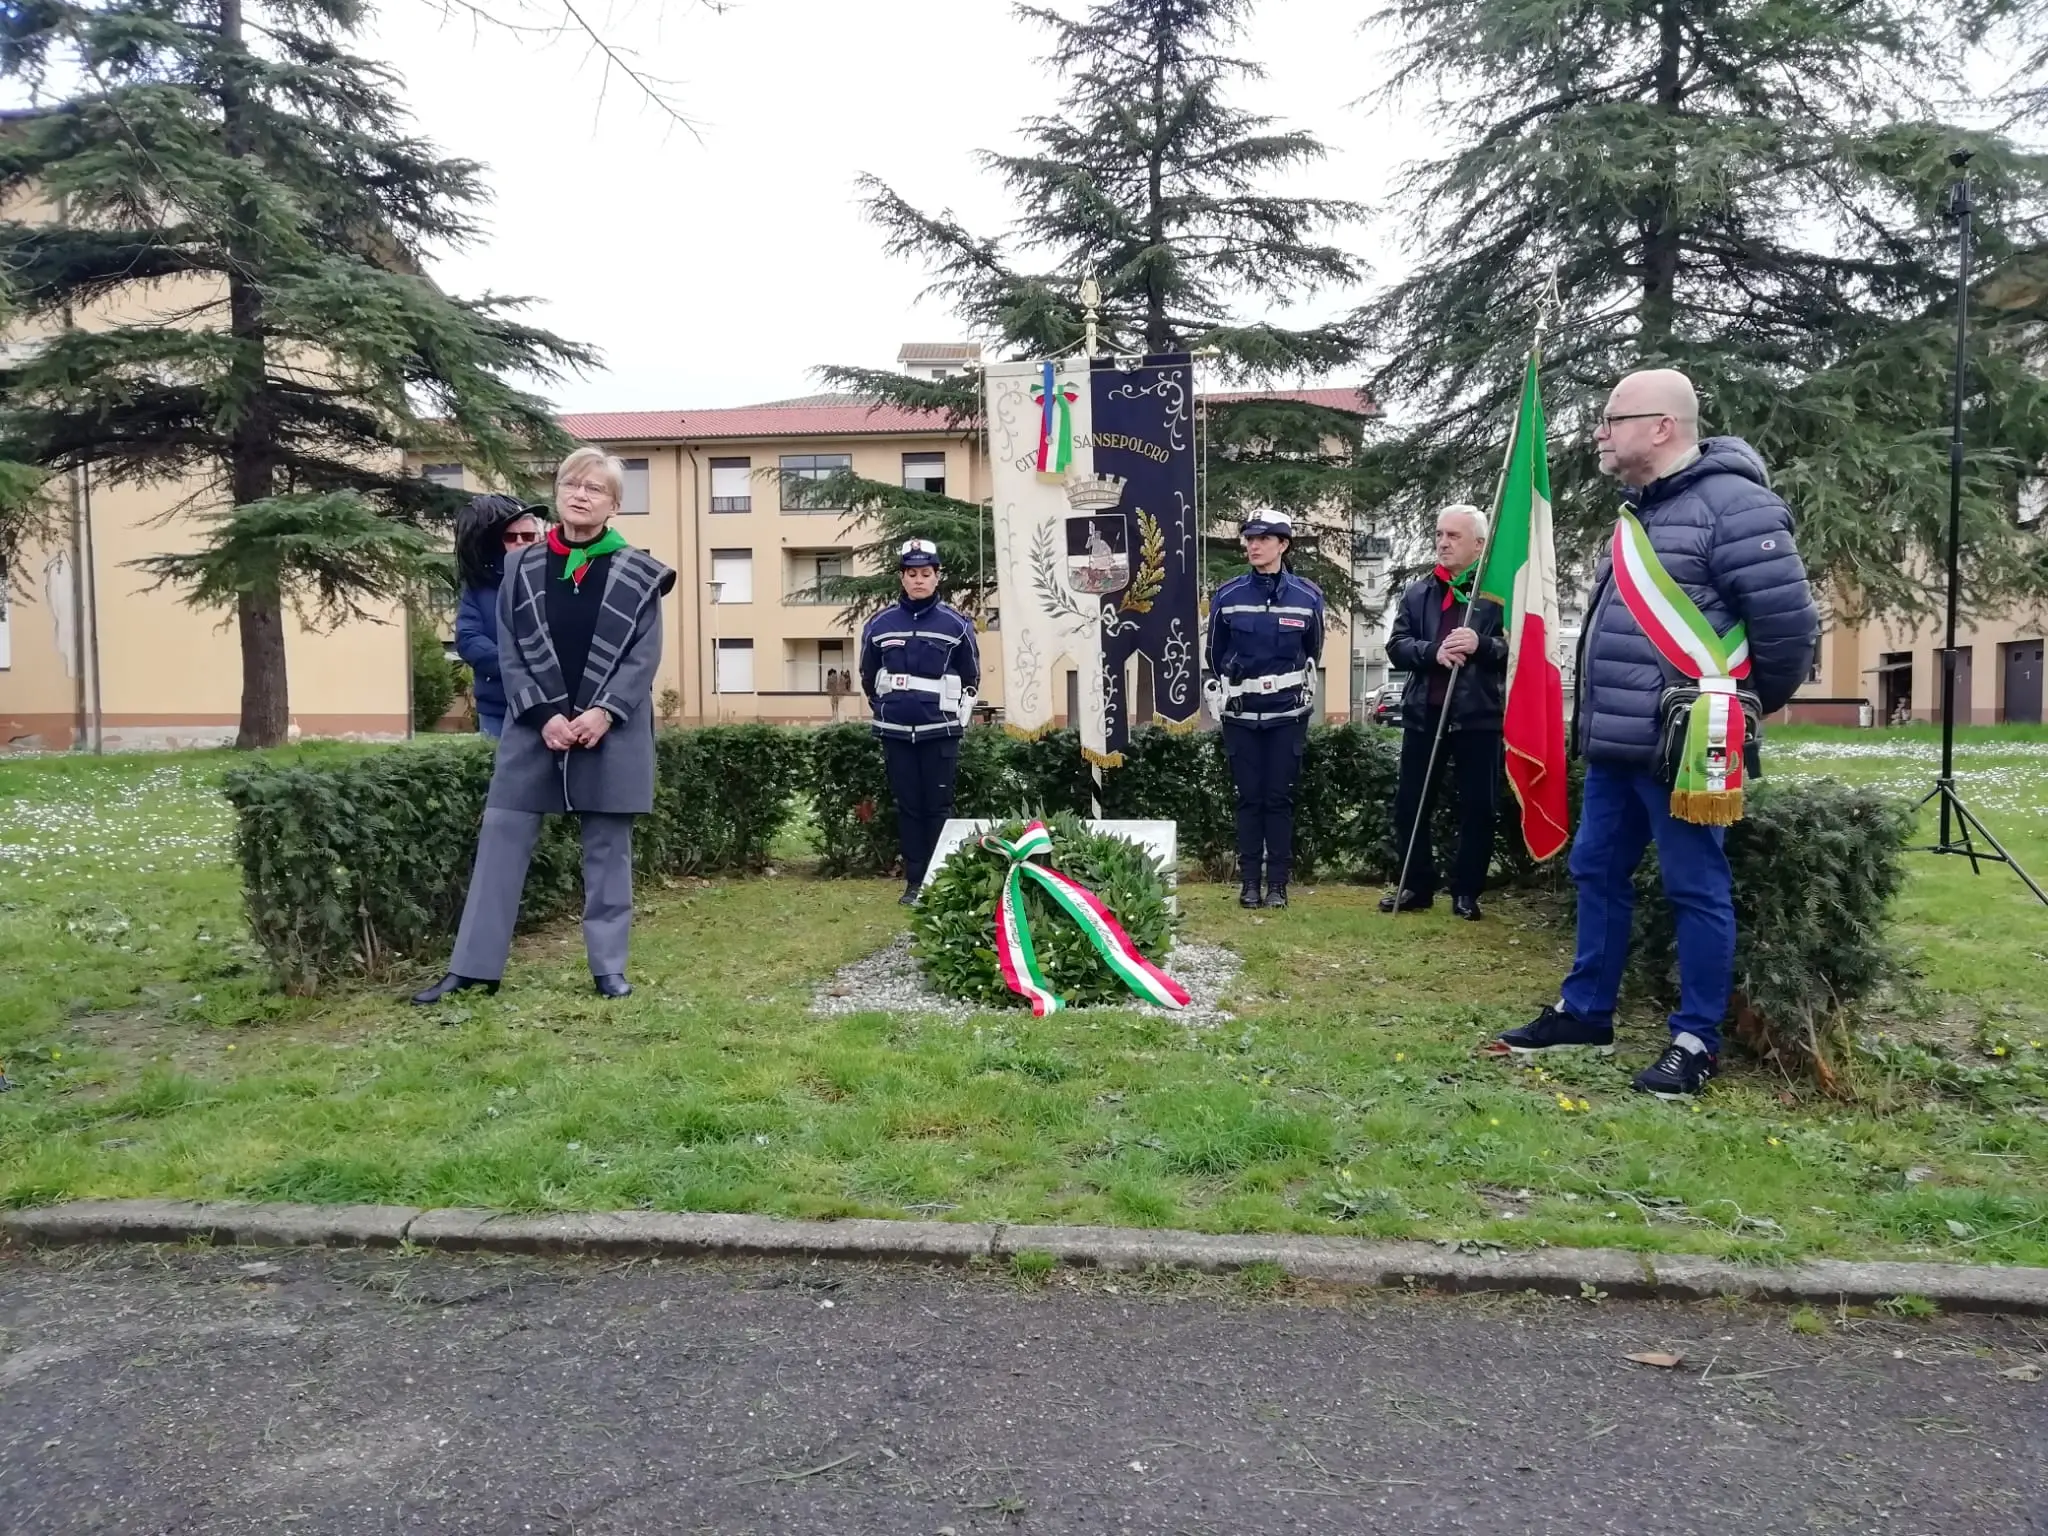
[
  {"x1": 478, "y1": 710, "x2": 505, "y2": 741},
  {"x1": 1560, "y1": 761, "x2": 1734, "y2": 1054}
]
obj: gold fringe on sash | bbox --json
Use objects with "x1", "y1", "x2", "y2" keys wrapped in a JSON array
[
  {"x1": 1081, "y1": 746, "x2": 1126, "y2": 768},
  {"x1": 1668, "y1": 787, "x2": 1744, "y2": 826}
]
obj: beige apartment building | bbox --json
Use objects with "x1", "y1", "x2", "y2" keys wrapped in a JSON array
[{"x1": 1790, "y1": 605, "x2": 2047, "y2": 726}]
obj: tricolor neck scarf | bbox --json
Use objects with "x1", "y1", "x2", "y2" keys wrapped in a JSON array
[
  {"x1": 548, "y1": 524, "x2": 629, "y2": 590},
  {"x1": 1433, "y1": 562, "x2": 1476, "y2": 611}
]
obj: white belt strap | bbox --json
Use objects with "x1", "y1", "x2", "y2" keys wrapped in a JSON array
[
  {"x1": 1224, "y1": 669, "x2": 1308, "y2": 699},
  {"x1": 876, "y1": 673, "x2": 963, "y2": 706}
]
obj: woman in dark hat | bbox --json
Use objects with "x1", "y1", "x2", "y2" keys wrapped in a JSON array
[{"x1": 453, "y1": 494, "x2": 547, "y2": 739}]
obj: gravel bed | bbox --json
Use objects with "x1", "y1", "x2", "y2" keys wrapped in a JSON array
[{"x1": 810, "y1": 933, "x2": 1241, "y2": 1025}]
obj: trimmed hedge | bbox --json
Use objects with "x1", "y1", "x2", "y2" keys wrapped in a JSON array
[
  {"x1": 224, "y1": 721, "x2": 1912, "y2": 1077},
  {"x1": 222, "y1": 725, "x2": 806, "y2": 990}
]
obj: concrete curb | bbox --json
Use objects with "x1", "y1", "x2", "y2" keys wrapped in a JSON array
[{"x1": 6, "y1": 1200, "x2": 2046, "y2": 1316}]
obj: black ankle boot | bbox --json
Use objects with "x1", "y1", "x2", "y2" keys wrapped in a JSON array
[
  {"x1": 1239, "y1": 881, "x2": 1263, "y2": 908},
  {"x1": 1263, "y1": 886, "x2": 1289, "y2": 909}
]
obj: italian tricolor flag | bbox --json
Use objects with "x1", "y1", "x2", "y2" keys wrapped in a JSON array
[{"x1": 1475, "y1": 354, "x2": 1570, "y2": 861}]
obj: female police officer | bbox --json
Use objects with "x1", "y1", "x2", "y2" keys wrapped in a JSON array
[
  {"x1": 1205, "y1": 512, "x2": 1325, "y2": 909},
  {"x1": 860, "y1": 539, "x2": 981, "y2": 905}
]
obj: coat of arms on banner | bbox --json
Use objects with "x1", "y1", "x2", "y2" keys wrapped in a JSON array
[{"x1": 1066, "y1": 514, "x2": 1129, "y2": 595}]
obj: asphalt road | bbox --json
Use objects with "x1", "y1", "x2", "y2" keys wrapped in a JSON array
[{"x1": 1, "y1": 1244, "x2": 2043, "y2": 1535}]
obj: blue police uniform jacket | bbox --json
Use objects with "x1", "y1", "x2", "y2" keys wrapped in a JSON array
[
  {"x1": 1205, "y1": 568, "x2": 1326, "y2": 729},
  {"x1": 859, "y1": 593, "x2": 981, "y2": 741}
]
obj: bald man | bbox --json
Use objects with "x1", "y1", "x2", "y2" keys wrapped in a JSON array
[{"x1": 1495, "y1": 368, "x2": 1818, "y2": 1099}]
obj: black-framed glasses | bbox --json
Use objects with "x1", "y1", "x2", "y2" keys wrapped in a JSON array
[{"x1": 1597, "y1": 411, "x2": 1670, "y2": 429}]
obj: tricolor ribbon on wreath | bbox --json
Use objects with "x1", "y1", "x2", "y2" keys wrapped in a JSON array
[
  {"x1": 1611, "y1": 510, "x2": 1753, "y2": 826},
  {"x1": 979, "y1": 820, "x2": 1190, "y2": 1017}
]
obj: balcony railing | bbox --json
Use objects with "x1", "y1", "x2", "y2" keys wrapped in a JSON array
[{"x1": 711, "y1": 495, "x2": 751, "y2": 513}]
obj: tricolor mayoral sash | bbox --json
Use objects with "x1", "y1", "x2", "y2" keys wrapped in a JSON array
[{"x1": 1610, "y1": 510, "x2": 1753, "y2": 825}]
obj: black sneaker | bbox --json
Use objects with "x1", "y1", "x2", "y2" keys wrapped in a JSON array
[
  {"x1": 898, "y1": 887, "x2": 919, "y2": 908},
  {"x1": 1263, "y1": 886, "x2": 1288, "y2": 909},
  {"x1": 1239, "y1": 882, "x2": 1263, "y2": 908},
  {"x1": 1495, "y1": 1003, "x2": 1615, "y2": 1058},
  {"x1": 1633, "y1": 1036, "x2": 1718, "y2": 1100}
]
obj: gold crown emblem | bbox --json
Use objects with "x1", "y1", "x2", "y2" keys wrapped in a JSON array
[{"x1": 1064, "y1": 472, "x2": 1127, "y2": 511}]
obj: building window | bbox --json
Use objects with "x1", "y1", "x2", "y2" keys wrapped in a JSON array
[
  {"x1": 710, "y1": 550, "x2": 753, "y2": 604},
  {"x1": 616, "y1": 456, "x2": 650, "y2": 515},
  {"x1": 780, "y1": 452, "x2": 852, "y2": 511},
  {"x1": 715, "y1": 638, "x2": 755, "y2": 694},
  {"x1": 902, "y1": 452, "x2": 946, "y2": 495},
  {"x1": 787, "y1": 552, "x2": 845, "y2": 604},
  {"x1": 422, "y1": 463, "x2": 464, "y2": 488},
  {"x1": 1807, "y1": 653, "x2": 1824, "y2": 685},
  {"x1": 710, "y1": 457, "x2": 751, "y2": 513}
]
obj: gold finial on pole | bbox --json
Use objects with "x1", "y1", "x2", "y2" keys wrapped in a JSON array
[{"x1": 1079, "y1": 274, "x2": 1101, "y2": 359}]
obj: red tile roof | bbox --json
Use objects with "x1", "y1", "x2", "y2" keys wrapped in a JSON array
[
  {"x1": 558, "y1": 401, "x2": 961, "y2": 443},
  {"x1": 897, "y1": 342, "x2": 982, "y2": 363},
  {"x1": 1206, "y1": 386, "x2": 1377, "y2": 415},
  {"x1": 557, "y1": 384, "x2": 1375, "y2": 444}
]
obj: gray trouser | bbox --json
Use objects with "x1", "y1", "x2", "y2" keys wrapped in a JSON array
[{"x1": 449, "y1": 809, "x2": 635, "y2": 980}]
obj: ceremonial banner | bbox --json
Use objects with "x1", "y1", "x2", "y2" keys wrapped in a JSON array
[
  {"x1": 985, "y1": 354, "x2": 1201, "y2": 764},
  {"x1": 1088, "y1": 353, "x2": 1200, "y2": 760},
  {"x1": 1474, "y1": 354, "x2": 1570, "y2": 860},
  {"x1": 987, "y1": 358, "x2": 1104, "y2": 750}
]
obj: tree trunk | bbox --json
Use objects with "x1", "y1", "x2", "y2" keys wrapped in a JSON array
[
  {"x1": 235, "y1": 582, "x2": 290, "y2": 750},
  {"x1": 1639, "y1": 0, "x2": 1684, "y2": 354},
  {"x1": 220, "y1": 0, "x2": 286, "y2": 747}
]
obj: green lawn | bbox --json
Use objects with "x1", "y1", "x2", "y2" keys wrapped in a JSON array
[{"x1": 1, "y1": 731, "x2": 2044, "y2": 1267}]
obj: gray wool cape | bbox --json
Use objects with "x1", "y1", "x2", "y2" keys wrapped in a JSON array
[{"x1": 486, "y1": 539, "x2": 678, "y2": 815}]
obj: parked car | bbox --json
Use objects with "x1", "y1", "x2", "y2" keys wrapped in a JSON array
[{"x1": 1366, "y1": 678, "x2": 1403, "y2": 727}]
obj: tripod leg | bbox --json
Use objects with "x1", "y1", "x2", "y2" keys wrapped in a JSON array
[
  {"x1": 1951, "y1": 797, "x2": 2048, "y2": 907},
  {"x1": 1949, "y1": 787, "x2": 1986, "y2": 876}
]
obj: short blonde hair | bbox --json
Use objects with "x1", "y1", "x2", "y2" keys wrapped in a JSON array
[{"x1": 555, "y1": 445, "x2": 625, "y2": 505}]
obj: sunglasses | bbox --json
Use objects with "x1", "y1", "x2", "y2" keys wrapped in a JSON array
[{"x1": 503, "y1": 529, "x2": 542, "y2": 545}]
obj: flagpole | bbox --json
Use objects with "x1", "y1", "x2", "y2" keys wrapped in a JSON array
[
  {"x1": 1081, "y1": 273, "x2": 1106, "y2": 820},
  {"x1": 1388, "y1": 283, "x2": 1556, "y2": 914}
]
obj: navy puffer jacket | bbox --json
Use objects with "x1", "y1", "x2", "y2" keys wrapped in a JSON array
[{"x1": 1575, "y1": 437, "x2": 1818, "y2": 770}]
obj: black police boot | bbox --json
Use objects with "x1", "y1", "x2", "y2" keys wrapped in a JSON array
[
  {"x1": 409, "y1": 974, "x2": 497, "y2": 1006},
  {"x1": 1263, "y1": 885, "x2": 1289, "y2": 909},
  {"x1": 1238, "y1": 880, "x2": 1263, "y2": 908}
]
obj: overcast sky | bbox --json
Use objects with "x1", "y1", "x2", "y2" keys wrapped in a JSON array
[{"x1": 367, "y1": 0, "x2": 1435, "y2": 412}]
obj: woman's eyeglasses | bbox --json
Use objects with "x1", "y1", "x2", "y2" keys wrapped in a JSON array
[{"x1": 503, "y1": 529, "x2": 542, "y2": 545}]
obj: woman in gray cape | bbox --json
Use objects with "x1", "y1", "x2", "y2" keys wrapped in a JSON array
[{"x1": 412, "y1": 446, "x2": 677, "y2": 1004}]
